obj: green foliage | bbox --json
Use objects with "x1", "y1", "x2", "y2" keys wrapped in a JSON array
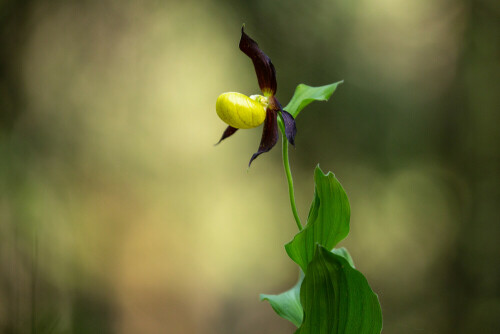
[
  {"x1": 260, "y1": 247, "x2": 356, "y2": 328},
  {"x1": 284, "y1": 82, "x2": 343, "y2": 118},
  {"x1": 285, "y1": 166, "x2": 350, "y2": 273},
  {"x1": 296, "y1": 245, "x2": 383, "y2": 334},
  {"x1": 331, "y1": 247, "x2": 355, "y2": 268},
  {"x1": 260, "y1": 272, "x2": 304, "y2": 327},
  {"x1": 260, "y1": 82, "x2": 382, "y2": 333}
]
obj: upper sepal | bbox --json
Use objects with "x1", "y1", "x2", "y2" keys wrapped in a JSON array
[{"x1": 239, "y1": 26, "x2": 277, "y2": 97}]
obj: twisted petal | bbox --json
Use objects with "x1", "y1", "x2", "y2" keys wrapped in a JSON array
[
  {"x1": 239, "y1": 27, "x2": 277, "y2": 97},
  {"x1": 216, "y1": 126, "x2": 238, "y2": 145},
  {"x1": 249, "y1": 108, "x2": 278, "y2": 166},
  {"x1": 269, "y1": 96, "x2": 297, "y2": 146},
  {"x1": 280, "y1": 109, "x2": 297, "y2": 146}
]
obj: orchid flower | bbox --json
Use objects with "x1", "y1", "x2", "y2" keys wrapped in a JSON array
[{"x1": 216, "y1": 27, "x2": 297, "y2": 166}]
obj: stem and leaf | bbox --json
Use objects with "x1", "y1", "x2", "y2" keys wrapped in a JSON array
[{"x1": 261, "y1": 82, "x2": 383, "y2": 334}]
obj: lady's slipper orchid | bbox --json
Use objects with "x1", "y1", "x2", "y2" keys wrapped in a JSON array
[{"x1": 216, "y1": 27, "x2": 297, "y2": 166}]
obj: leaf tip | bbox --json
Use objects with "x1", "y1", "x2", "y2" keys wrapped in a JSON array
[
  {"x1": 315, "y1": 164, "x2": 337, "y2": 179},
  {"x1": 314, "y1": 164, "x2": 329, "y2": 178}
]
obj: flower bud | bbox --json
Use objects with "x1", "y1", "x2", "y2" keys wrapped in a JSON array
[{"x1": 216, "y1": 92, "x2": 267, "y2": 129}]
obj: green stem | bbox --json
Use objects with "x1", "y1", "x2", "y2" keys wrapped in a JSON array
[{"x1": 279, "y1": 120, "x2": 303, "y2": 231}]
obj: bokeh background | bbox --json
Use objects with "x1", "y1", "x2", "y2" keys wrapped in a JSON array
[{"x1": 1, "y1": 0, "x2": 499, "y2": 333}]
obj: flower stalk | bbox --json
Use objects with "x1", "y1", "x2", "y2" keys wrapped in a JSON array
[{"x1": 279, "y1": 118, "x2": 302, "y2": 231}]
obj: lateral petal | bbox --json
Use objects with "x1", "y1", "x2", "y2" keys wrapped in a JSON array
[
  {"x1": 268, "y1": 95, "x2": 297, "y2": 146},
  {"x1": 249, "y1": 108, "x2": 278, "y2": 166},
  {"x1": 280, "y1": 109, "x2": 297, "y2": 146},
  {"x1": 216, "y1": 126, "x2": 238, "y2": 145}
]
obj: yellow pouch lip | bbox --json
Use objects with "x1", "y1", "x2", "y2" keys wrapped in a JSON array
[{"x1": 216, "y1": 92, "x2": 267, "y2": 129}]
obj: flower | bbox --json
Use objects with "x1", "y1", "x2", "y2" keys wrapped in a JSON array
[{"x1": 216, "y1": 27, "x2": 297, "y2": 166}]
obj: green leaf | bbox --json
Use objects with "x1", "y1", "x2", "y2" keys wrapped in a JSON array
[
  {"x1": 332, "y1": 247, "x2": 355, "y2": 268},
  {"x1": 260, "y1": 248, "x2": 355, "y2": 327},
  {"x1": 296, "y1": 245, "x2": 383, "y2": 334},
  {"x1": 260, "y1": 272, "x2": 304, "y2": 327},
  {"x1": 285, "y1": 166, "x2": 350, "y2": 273},
  {"x1": 284, "y1": 82, "x2": 343, "y2": 118}
]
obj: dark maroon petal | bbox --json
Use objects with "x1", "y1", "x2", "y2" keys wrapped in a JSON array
[
  {"x1": 249, "y1": 108, "x2": 278, "y2": 166},
  {"x1": 216, "y1": 126, "x2": 238, "y2": 145},
  {"x1": 268, "y1": 95, "x2": 297, "y2": 146},
  {"x1": 239, "y1": 26, "x2": 277, "y2": 96},
  {"x1": 280, "y1": 109, "x2": 297, "y2": 146}
]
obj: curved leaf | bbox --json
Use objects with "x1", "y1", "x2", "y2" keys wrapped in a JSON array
[
  {"x1": 285, "y1": 166, "x2": 350, "y2": 272},
  {"x1": 332, "y1": 247, "x2": 355, "y2": 268},
  {"x1": 296, "y1": 245, "x2": 382, "y2": 334},
  {"x1": 284, "y1": 82, "x2": 343, "y2": 118},
  {"x1": 260, "y1": 272, "x2": 304, "y2": 327}
]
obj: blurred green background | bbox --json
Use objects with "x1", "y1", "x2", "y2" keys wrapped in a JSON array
[{"x1": 1, "y1": 0, "x2": 499, "y2": 333}]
